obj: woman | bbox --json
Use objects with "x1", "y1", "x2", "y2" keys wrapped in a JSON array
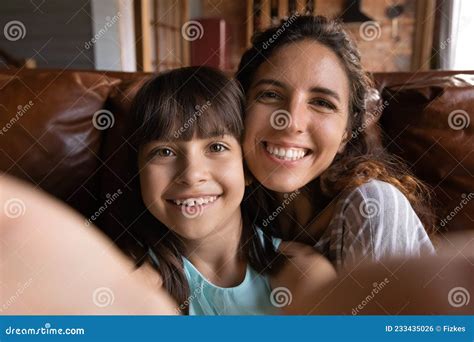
[{"x1": 236, "y1": 15, "x2": 436, "y2": 269}]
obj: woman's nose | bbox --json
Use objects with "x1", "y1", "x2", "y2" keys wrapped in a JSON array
[{"x1": 282, "y1": 95, "x2": 309, "y2": 134}]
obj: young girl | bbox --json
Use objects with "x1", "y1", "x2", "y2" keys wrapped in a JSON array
[{"x1": 126, "y1": 66, "x2": 336, "y2": 315}]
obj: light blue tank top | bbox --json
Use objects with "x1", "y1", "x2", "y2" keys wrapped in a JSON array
[
  {"x1": 183, "y1": 228, "x2": 281, "y2": 315},
  {"x1": 148, "y1": 228, "x2": 281, "y2": 315}
]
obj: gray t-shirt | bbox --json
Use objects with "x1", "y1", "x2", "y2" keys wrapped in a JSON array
[{"x1": 314, "y1": 179, "x2": 435, "y2": 270}]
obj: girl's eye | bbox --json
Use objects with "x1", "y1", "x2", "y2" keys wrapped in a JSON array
[
  {"x1": 209, "y1": 143, "x2": 228, "y2": 153},
  {"x1": 152, "y1": 147, "x2": 175, "y2": 158},
  {"x1": 310, "y1": 99, "x2": 337, "y2": 111}
]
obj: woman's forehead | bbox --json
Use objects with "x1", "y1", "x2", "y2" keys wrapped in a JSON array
[{"x1": 252, "y1": 40, "x2": 350, "y2": 95}]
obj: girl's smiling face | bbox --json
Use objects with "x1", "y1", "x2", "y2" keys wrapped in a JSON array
[
  {"x1": 138, "y1": 134, "x2": 245, "y2": 241},
  {"x1": 243, "y1": 40, "x2": 351, "y2": 193}
]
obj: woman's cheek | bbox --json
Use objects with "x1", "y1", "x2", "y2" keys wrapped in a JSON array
[
  {"x1": 246, "y1": 103, "x2": 273, "y2": 130},
  {"x1": 312, "y1": 117, "x2": 347, "y2": 151}
]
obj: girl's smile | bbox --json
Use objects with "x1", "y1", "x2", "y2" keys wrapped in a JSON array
[{"x1": 166, "y1": 194, "x2": 222, "y2": 214}]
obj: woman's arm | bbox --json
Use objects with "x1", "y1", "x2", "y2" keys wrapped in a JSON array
[
  {"x1": 290, "y1": 252, "x2": 474, "y2": 315},
  {"x1": 272, "y1": 236, "x2": 473, "y2": 315},
  {"x1": 270, "y1": 241, "x2": 337, "y2": 314},
  {"x1": 0, "y1": 175, "x2": 177, "y2": 315}
]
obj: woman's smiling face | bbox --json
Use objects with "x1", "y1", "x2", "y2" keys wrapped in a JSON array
[{"x1": 243, "y1": 40, "x2": 351, "y2": 193}]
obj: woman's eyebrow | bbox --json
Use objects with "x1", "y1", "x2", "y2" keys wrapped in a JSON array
[
  {"x1": 253, "y1": 78, "x2": 286, "y2": 88},
  {"x1": 309, "y1": 86, "x2": 340, "y2": 102}
]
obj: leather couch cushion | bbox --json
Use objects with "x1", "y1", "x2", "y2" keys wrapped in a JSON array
[
  {"x1": 95, "y1": 73, "x2": 150, "y2": 245},
  {"x1": 0, "y1": 69, "x2": 119, "y2": 217},
  {"x1": 379, "y1": 73, "x2": 474, "y2": 232}
]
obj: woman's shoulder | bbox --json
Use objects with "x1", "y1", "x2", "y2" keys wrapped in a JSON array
[
  {"x1": 338, "y1": 179, "x2": 410, "y2": 215},
  {"x1": 331, "y1": 179, "x2": 435, "y2": 262},
  {"x1": 335, "y1": 178, "x2": 427, "y2": 232}
]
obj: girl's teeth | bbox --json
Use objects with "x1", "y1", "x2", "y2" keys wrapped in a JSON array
[
  {"x1": 172, "y1": 196, "x2": 218, "y2": 206},
  {"x1": 265, "y1": 143, "x2": 307, "y2": 161}
]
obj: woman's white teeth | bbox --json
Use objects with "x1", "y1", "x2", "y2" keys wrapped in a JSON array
[
  {"x1": 265, "y1": 143, "x2": 307, "y2": 161},
  {"x1": 173, "y1": 196, "x2": 218, "y2": 206}
]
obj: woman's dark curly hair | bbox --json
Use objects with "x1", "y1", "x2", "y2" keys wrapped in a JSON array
[{"x1": 236, "y1": 15, "x2": 436, "y2": 234}]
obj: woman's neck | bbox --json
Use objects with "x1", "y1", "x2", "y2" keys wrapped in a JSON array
[
  {"x1": 271, "y1": 180, "x2": 332, "y2": 243},
  {"x1": 182, "y1": 210, "x2": 247, "y2": 287}
]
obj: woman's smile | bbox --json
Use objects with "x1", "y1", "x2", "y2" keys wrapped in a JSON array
[{"x1": 261, "y1": 141, "x2": 313, "y2": 166}]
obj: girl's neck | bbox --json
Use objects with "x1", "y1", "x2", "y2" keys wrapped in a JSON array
[{"x1": 182, "y1": 210, "x2": 247, "y2": 287}]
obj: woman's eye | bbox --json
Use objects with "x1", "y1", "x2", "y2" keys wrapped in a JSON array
[
  {"x1": 209, "y1": 143, "x2": 228, "y2": 153},
  {"x1": 257, "y1": 91, "x2": 282, "y2": 101},
  {"x1": 311, "y1": 99, "x2": 336, "y2": 111}
]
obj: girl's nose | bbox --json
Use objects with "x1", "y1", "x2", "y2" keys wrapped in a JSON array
[{"x1": 175, "y1": 155, "x2": 209, "y2": 186}]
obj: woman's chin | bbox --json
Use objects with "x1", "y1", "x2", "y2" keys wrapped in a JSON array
[{"x1": 259, "y1": 176, "x2": 303, "y2": 194}]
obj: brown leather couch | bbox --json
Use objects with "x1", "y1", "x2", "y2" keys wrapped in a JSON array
[{"x1": 0, "y1": 68, "x2": 472, "y2": 249}]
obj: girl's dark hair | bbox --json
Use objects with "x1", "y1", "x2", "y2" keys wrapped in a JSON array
[
  {"x1": 236, "y1": 15, "x2": 435, "y2": 234},
  {"x1": 126, "y1": 66, "x2": 282, "y2": 314}
]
